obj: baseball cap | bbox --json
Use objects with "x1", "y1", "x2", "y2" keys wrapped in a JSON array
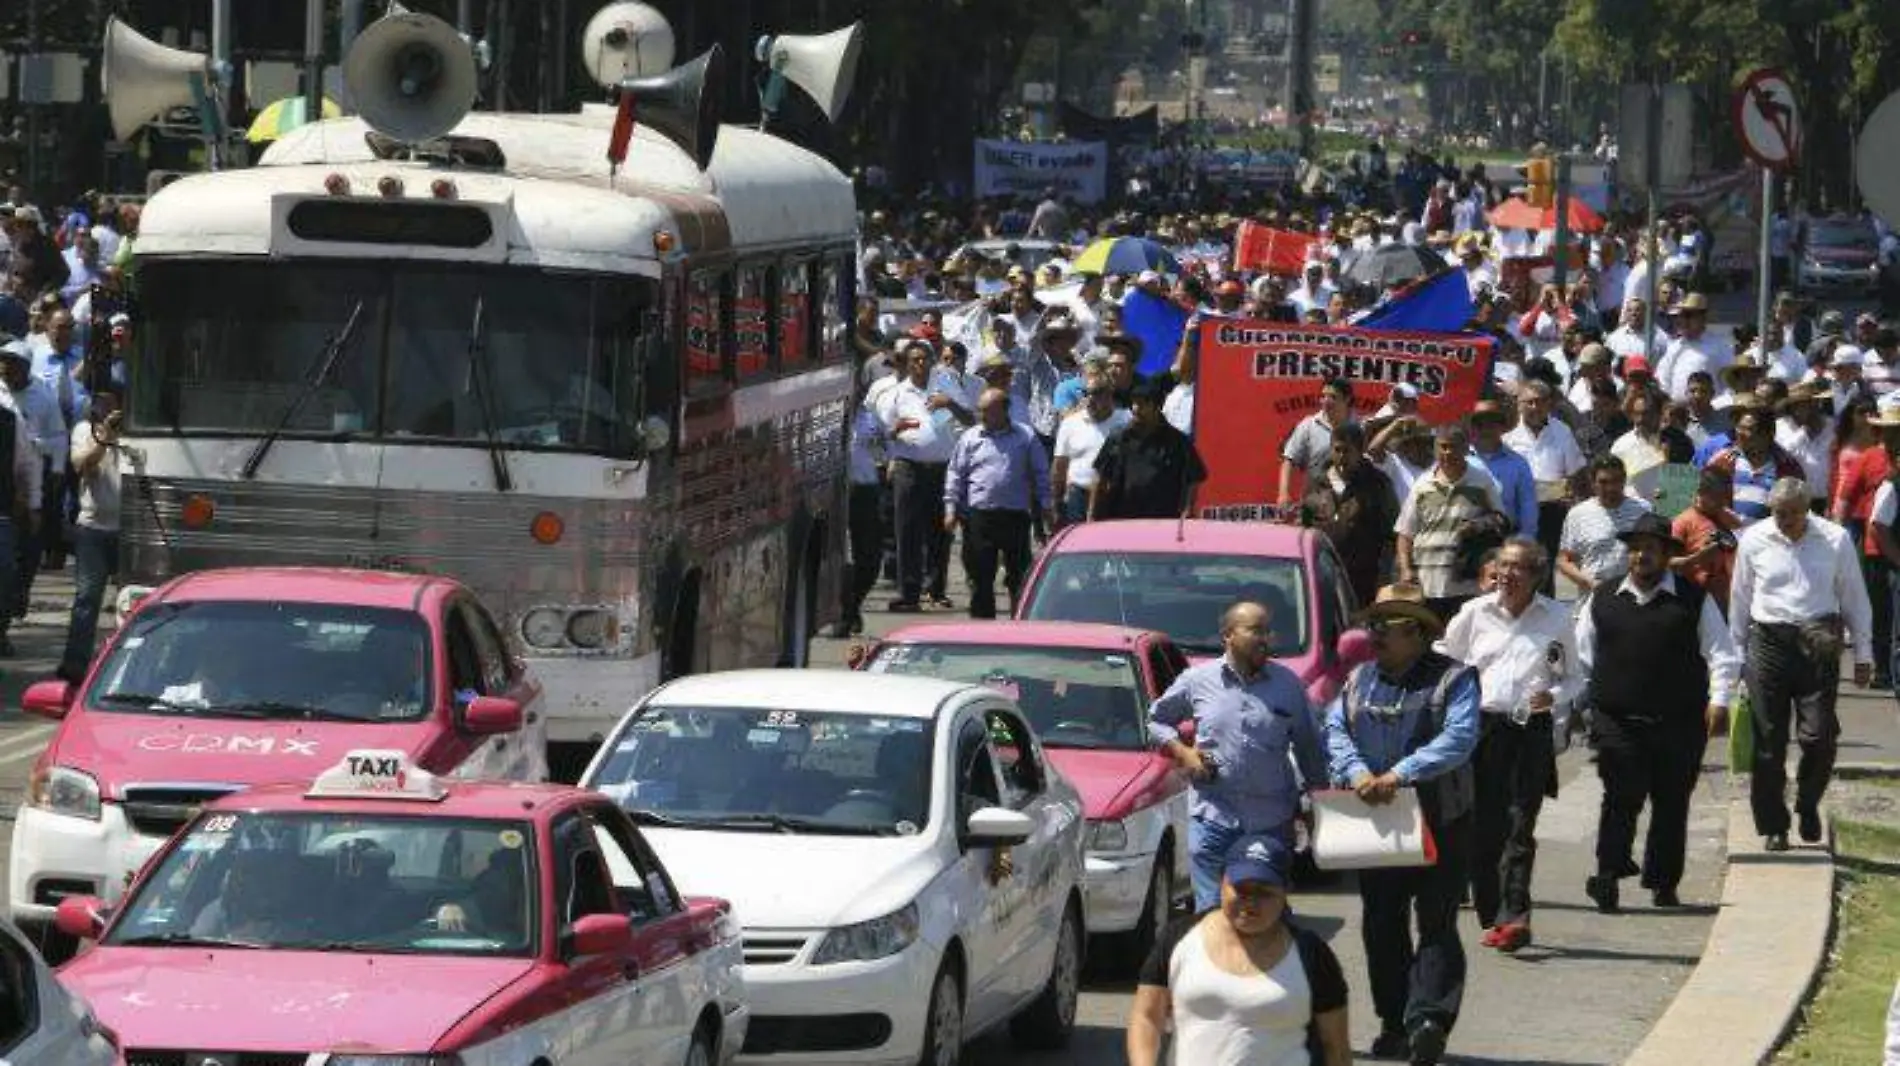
[
  {"x1": 1224, "y1": 834, "x2": 1292, "y2": 888},
  {"x1": 0, "y1": 339, "x2": 31, "y2": 365},
  {"x1": 1832, "y1": 345, "x2": 1865, "y2": 367},
  {"x1": 108, "y1": 312, "x2": 132, "y2": 331}
]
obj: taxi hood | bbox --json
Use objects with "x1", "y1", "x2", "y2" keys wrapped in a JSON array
[
  {"x1": 52, "y1": 711, "x2": 439, "y2": 797},
  {"x1": 644, "y1": 828, "x2": 943, "y2": 929},
  {"x1": 1043, "y1": 748, "x2": 1178, "y2": 822},
  {"x1": 60, "y1": 949, "x2": 532, "y2": 1053}
]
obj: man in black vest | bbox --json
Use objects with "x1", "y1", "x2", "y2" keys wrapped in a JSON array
[
  {"x1": 1576, "y1": 513, "x2": 1740, "y2": 911},
  {"x1": 1323, "y1": 583, "x2": 1481, "y2": 1066}
]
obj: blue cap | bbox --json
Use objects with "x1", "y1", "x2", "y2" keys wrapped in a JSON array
[{"x1": 1224, "y1": 833, "x2": 1292, "y2": 888}]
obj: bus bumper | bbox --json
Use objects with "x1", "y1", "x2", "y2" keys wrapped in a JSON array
[{"x1": 528, "y1": 651, "x2": 663, "y2": 745}]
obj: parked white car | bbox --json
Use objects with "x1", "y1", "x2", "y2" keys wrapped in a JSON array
[
  {"x1": 0, "y1": 916, "x2": 118, "y2": 1064},
  {"x1": 582, "y1": 670, "x2": 1087, "y2": 1066}
]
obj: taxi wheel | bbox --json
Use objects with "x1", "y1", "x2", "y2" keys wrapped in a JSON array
[
  {"x1": 1128, "y1": 854, "x2": 1172, "y2": 968},
  {"x1": 684, "y1": 1025, "x2": 715, "y2": 1066},
  {"x1": 1009, "y1": 902, "x2": 1080, "y2": 1050},
  {"x1": 917, "y1": 964, "x2": 964, "y2": 1066}
]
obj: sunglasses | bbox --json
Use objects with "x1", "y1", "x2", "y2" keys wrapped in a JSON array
[{"x1": 1368, "y1": 617, "x2": 1422, "y2": 635}]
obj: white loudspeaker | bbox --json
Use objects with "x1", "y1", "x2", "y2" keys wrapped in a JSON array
[
  {"x1": 582, "y1": 2, "x2": 676, "y2": 88},
  {"x1": 102, "y1": 17, "x2": 211, "y2": 140},
  {"x1": 759, "y1": 22, "x2": 863, "y2": 124},
  {"x1": 342, "y1": 10, "x2": 478, "y2": 143}
]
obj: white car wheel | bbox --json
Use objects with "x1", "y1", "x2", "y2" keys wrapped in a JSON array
[
  {"x1": 685, "y1": 1027, "x2": 714, "y2": 1066},
  {"x1": 1010, "y1": 904, "x2": 1081, "y2": 1049},
  {"x1": 919, "y1": 964, "x2": 963, "y2": 1066}
]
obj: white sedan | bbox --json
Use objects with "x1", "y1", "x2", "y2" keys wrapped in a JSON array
[{"x1": 582, "y1": 670, "x2": 1087, "y2": 1066}]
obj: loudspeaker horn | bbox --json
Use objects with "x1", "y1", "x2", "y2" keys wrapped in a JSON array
[
  {"x1": 343, "y1": 9, "x2": 478, "y2": 143},
  {"x1": 757, "y1": 22, "x2": 862, "y2": 124},
  {"x1": 582, "y1": 2, "x2": 676, "y2": 88},
  {"x1": 620, "y1": 45, "x2": 723, "y2": 171},
  {"x1": 102, "y1": 17, "x2": 212, "y2": 140}
]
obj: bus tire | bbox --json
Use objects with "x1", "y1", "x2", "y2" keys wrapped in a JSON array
[
  {"x1": 663, "y1": 573, "x2": 701, "y2": 681},
  {"x1": 783, "y1": 536, "x2": 820, "y2": 668}
]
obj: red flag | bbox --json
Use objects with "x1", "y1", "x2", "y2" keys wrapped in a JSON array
[
  {"x1": 608, "y1": 93, "x2": 637, "y2": 170},
  {"x1": 1233, "y1": 221, "x2": 1318, "y2": 277}
]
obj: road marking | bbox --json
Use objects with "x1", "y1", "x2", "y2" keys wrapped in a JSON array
[{"x1": 0, "y1": 726, "x2": 56, "y2": 766}]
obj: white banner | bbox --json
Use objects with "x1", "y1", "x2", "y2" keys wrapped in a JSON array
[{"x1": 973, "y1": 140, "x2": 1109, "y2": 204}]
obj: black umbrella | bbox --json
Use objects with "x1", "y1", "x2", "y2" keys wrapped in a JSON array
[{"x1": 1342, "y1": 243, "x2": 1451, "y2": 292}]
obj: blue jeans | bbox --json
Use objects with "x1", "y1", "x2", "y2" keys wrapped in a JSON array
[
  {"x1": 1188, "y1": 816, "x2": 1244, "y2": 910},
  {"x1": 61, "y1": 526, "x2": 118, "y2": 677}
]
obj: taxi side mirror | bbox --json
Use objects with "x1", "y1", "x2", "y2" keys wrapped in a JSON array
[
  {"x1": 462, "y1": 696, "x2": 523, "y2": 736},
  {"x1": 963, "y1": 806, "x2": 1033, "y2": 847},
  {"x1": 567, "y1": 913, "x2": 634, "y2": 958},
  {"x1": 22, "y1": 680, "x2": 75, "y2": 721},
  {"x1": 1336, "y1": 627, "x2": 1376, "y2": 670},
  {"x1": 54, "y1": 895, "x2": 107, "y2": 941}
]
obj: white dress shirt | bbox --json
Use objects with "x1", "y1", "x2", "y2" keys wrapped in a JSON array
[
  {"x1": 1437, "y1": 591, "x2": 1587, "y2": 738},
  {"x1": 1656, "y1": 335, "x2": 1735, "y2": 401},
  {"x1": 1575, "y1": 573, "x2": 1741, "y2": 706},
  {"x1": 876, "y1": 380, "x2": 955, "y2": 464},
  {"x1": 1775, "y1": 417, "x2": 1834, "y2": 497},
  {"x1": 1503, "y1": 418, "x2": 1587, "y2": 490},
  {"x1": 2, "y1": 378, "x2": 63, "y2": 465},
  {"x1": 0, "y1": 391, "x2": 43, "y2": 511},
  {"x1": 1730, "y1": 514, "x2": 1875, "y2": 662}
]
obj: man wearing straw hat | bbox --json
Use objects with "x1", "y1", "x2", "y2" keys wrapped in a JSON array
[
  {"x1": 1323, "y1": 582, "x2": 1480, "y2": 1065},
  {"x1": 1576, "y1": 513, "x2": 1739, "y2": 912}
]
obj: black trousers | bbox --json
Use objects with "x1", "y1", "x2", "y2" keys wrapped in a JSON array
[
  {"x1": 1470, "y1": 714, "x2": 1554, "y2": 927},
  {"x1": 888, "y1": 460, "x2": 948, "y2": 603},
  {"x1": 1864, "y1": 553, "x2": 1892, "y2": 683},
  {"x1": 37, "y1": 464, "x2": 66, "y2": 565},
  {"x1": 1746, "y1": 623, "x2": 1841, "y2": 836},
  {"x1": 1425, "y1": 596, "x2": 1471, "y2": 628},
  {"x1": 1536, "y1": 500, "x2": 1567, "y2": 595},
  {"x1": 841, "y1": 482, "x2": 883, "y2": 622},
  {"x1": 961, "y1": 509, "x2": 1032, "y2": 620},
  {"x1": 1594, "y1": 714, "x2": 1704, "y2": 892},
  {"x1": 1359, "y1": 815, "x2": 1471, "y2": 1036}
]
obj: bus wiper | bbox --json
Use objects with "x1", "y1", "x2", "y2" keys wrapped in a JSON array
[
  {"x1": 464, "y1": 297, "x2": 513, "y2": 492},
  {"x1": 242, "y1": 300, "x2": 367, "y2": 480}
]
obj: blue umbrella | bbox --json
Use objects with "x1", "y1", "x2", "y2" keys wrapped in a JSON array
[{"x1": 1070, "y1": 237, "x2": 1182, "y2": 277}]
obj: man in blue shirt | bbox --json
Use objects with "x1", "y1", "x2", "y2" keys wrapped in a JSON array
[
  {"x1": 1324, "y1": 582, "x2": 1481, "y2": 1066},
  {"x1": 1148, "y1": 600, "x2": 1327, "y2": 911},
  {"x1": 943, "y1": 387, "x2": 1051, "y2": 619},
  {"x1": 1469, "y1": 400, "x2": 1537, "y2": 539}
]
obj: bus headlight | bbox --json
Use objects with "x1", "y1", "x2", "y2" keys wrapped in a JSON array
[
  {"x1": 566, "y1": 610, "x2": 618, "y2": 649},
  {"x1": 521, "y1": 609, "x2": 568, "y2": 649}
]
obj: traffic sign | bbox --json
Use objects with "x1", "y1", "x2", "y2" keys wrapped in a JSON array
[
  {"x1": 1858, "y1": 91, "x2": 1900, "y2": 226},
  {"x1": 1733, "y1": 68, "x2": 1800, "y2": 170}
]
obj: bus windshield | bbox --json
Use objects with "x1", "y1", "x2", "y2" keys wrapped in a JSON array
[{"x1": 131, "y1": 259, "x2": 655, "y2": 455}]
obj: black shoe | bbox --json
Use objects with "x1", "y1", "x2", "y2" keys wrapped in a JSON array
[
  {"x1": 1408, "y1": 1018, "x2": 1448, "y2": 1065},
  {"x1": 1369, "y1": 1028, "x2": 1410, "y2": 1060},
  {"x1": 887, "y1": 599, "x2": 921, "y2": 613},
  {"x1": 1652, "y1": 888, "x2": 1682, "y2": 907},
  {"x1": 1585, "y1": 875, "x2": 1621, "y2": 914},
  {"x1": 1764, "y1": 833, "x2": 1789, "y2": 852},
  {"x1": 1798, "y1": 808, "x2": 1822, "y2": 844},
  {"x1": 1619, "y1": 857, "x2": 1641, "y2": 879}
]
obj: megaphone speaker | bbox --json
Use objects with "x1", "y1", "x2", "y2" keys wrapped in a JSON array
[
  {"x1": 343, "y1": 10, "x2": 478, "y2": 143},
  {"x1": 621, "y1": 45, "x2": 723, "y2": 171},
  {"x1": 102, "y1": 16, "x2": 211, "y2": 140},
  {"x1": 763, "y1": 22, "x2": 863, "y2": 124},
  {"x1": 582, "y1": 2, "x2": 676, "y2": 88}
]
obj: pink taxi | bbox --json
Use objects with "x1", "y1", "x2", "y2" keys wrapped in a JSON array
[
  {"x1": 10, "y1": 567, "x2": 548, "y2": 951},
  {"x1": 1015, "y1": 519, "x2": 1375, "y2": 710},
  {"x1": 854, "y1": 620, "x2": 1191, "y2": 961},
  {"x1": 56, "y1": 750, "x2": 748, "y2": 1065}
]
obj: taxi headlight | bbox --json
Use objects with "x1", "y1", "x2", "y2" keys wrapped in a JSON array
[
  {"x1": 28, "y1": 766, "x2": 101, "y2": 821},
  {"x1": 1085, "y1": 818, "x2": 1129, "y2": 852},
  {"x1": 520, "y1": 608, "x2": 568, "y2": 649},
  {"x1": 810, "y1": 902, "x2": 920, "y2": 965},
  {"x1": 566, "y1": 609, "x2": 618, "y2": 649}
]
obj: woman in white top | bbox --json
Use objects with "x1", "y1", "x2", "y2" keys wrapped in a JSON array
[{"x1": 1127, "y1": 834, "x2": 1352, "y2": 1066}]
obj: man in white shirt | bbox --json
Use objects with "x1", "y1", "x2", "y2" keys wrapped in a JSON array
[
  {"x1": 1052, "y1": 383, "x2": 1130, "y2": 526},
  {"x1": 1594, "y1": 239, "x2": 1631, "y2": 318},
  {"x1": 1729, "y1": 478, "x2": 1874, "y2": 851},
  {"x1": 1775, "y1": 381, "x2": 1835, "y2": 503},
  {"x1": 1654, "y1": 293, "x2": 1733, "y2": 401},
  {"x1": 60, "y1": 389, "x2": 124, "y2": 682},
  {"x1": 1288, "y1": 261, "x2": 1335, "y2": 319},
  {"x1": 1605, "y1": 298, "x2": 1660, "y2": 365},
  {"x1": 1456, "y1": 234, "x2": 1497, "y2": 298},
  {"x1": 877, "y1": 340, "x2": 958, "y2": 611},
  {"x1": 1575, "y1": 514, "x2": 1739, "y2": 911},
  {"x1": 1437, "y1": 538, "x2": 1584, "y2": 951},
  {"x1": 1504, "y1": 381, "x2": 1587, "y2": 588}
]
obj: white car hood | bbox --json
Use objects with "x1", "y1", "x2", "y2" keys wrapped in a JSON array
[{"x1": 645, "y1": 827, "x2": 943, "y2": 928}]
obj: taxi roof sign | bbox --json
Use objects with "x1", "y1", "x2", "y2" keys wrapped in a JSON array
[{"x1": 308, "y1": 750, "x2": 448, "y2": 802}]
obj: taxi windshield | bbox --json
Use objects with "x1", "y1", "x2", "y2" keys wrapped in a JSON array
[
  {"x1": 592, "y1": 708, "x2": 935, "y2": 835},
  {"x1": 1022, "y1": 552, "x2": 1310, "y2": 658},
  {"x1": 866, "y1": 644, "x2": 1147, "y2": 751},
  {"x1": 86, "y1": 601, "x2": 433, "y2": 723},
  {"x1": 107, "y1": 812, "x2": 536, "y2": 957}
]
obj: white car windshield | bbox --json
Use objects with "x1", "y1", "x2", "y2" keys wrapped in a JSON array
[
  {"x1": 867, "y1": 644, "x2": 1146, "y2": 751},
  {"x1": 85, "y1": 601, "x2": 433, "y2": 723},
  {"x1": 1023, "y1": 552, "x2": 1310, "y2": 658},
  {"x1": 107, "y1": 812, "x2": 536, "y2": 957},
  {"x1": 592, "y1": 707, "x2": 935, "y2": 836}
]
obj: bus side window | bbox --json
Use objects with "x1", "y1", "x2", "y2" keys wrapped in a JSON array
[
  {"x1": 820, "y1": 258, "x2": 847, "y2": 365},
  {"x1": 778, "y1": 259, "x2": 812, "y2": 365},
  {"x1": 735, "y1": 263, "x2": 772, "y2": 380},
  {"x1": 685, "y1": 270, "x2": 727, "y2": 395}
]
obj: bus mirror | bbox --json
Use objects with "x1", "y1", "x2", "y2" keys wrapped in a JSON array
[{"x1": 640, "y1": 415, "x2": 672, "y2": 454}]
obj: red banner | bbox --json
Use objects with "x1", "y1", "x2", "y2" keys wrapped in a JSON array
[
  {"x1": 1232, "y1": 222, "x2": 1318, "y2": 277},
  {"x1": 1193, "y1": 320, "x2": 1496, "y2": 520}
]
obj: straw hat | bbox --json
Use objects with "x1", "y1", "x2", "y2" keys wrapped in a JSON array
[
  {"x1": 1870, "y1": 392, "x2": 1900, "y2": 428},
  {"x1": 1719, "y1": 355, "x2": 1767, "y2": 390},
  {"x1": 1355, "y1": 582, "x2": 1445, "y2": 636}
]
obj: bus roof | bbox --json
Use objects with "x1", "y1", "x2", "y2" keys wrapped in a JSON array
[{"x1": 137, "y1": 110, "x2": 856, "y2": 267}]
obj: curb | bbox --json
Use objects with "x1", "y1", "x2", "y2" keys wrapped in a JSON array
[
  {"x1": 1621, "y1": 799, "x2": 1835, "y2": 1066},
  {"x1": 1834, "y1": 761, "x2": 1900, "y2": 780}
]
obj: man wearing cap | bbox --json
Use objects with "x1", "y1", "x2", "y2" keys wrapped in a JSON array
[
  {"x1": 1566, "y1": 342, "x2": 1616, "y2": 413},
  {"x1": 1373, "y1": 383, "x2": 1421, "y2": 423},
  {"x1": 1148, "y1": 601, "x2": 1326, "y2": 911},
  {"x1": 1828, "y1": 344, "x2": 1869, "y2": 413},
  {"x1": 1324, "y1": 582, "x2": 1480, "y2": 1064},
  {"x1": 1655, "y1": 293, "x2": 1732, "y2": 402},
  {"x1": 1731, "y1": 478, "x2": 1874, "y2": 850},
  {"x1": 1807, "y1": 309, "x2": 1846, "y2": 369},
  {"x1": 1577, "y1": 513, "x2": 1740, "y2": 910},
  {"x1": 1469, "y1": 400, "x2": 1537, "y2": 541},
  {"x1": 1439, "y1": 538, "x2": 1582, "y2": 950}
]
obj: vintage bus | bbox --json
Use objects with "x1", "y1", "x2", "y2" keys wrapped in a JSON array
[{"x1": 116, "y1": 38, "x2": 856, "y2": 775}]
